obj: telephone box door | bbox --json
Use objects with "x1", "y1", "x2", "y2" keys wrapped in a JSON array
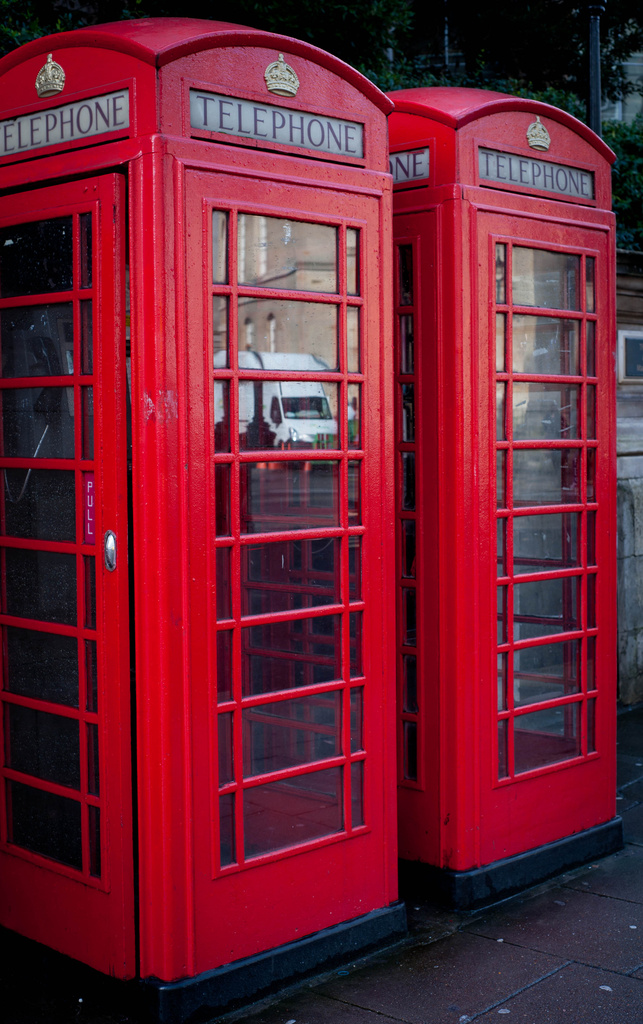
[
  {"x1": 174, "y1": 166, "x2": 395, "y2": 972},
  {"x1": 483, "y1": 209, "x2": 615, "y2": 859},
  {"x1": 0, "y1": 175, "x2": 135, "y2": 977}
]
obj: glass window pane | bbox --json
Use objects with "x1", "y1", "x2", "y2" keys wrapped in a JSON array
[
  {"x1": 239, "y1": 381, "x2": 338, "y2": 451},
  {"x1": 587, "y1": 448, "x2": 596, "y2": 501},
  {"x1": 348, "y1": 460, "x2": 361, "y2": 524},
  {"x1": 588, "y1": 697, "x2": 596, "y2": 753},
  {"x1": 513, "y1": 640, "x2": 580, "y2": 707},
  {"x1": 216, "y1": 547, "x2": 231, "y2": 620},
  {"x1": 495, "y1": 243, "x2": 506, "y2": 304},
  {"x1": 244, "y1": 765, "x2": 343, "y2": 857},
  {"x1": 1, "y1": 304, "x2": 73, "y2": 377},
  {"x1": 4, "y1": 548, "x2": 76, "y2": 625},
  {"x1": 403, "y1": 721, "x2": 418, "y2": 780},
  {"x1": 214, "y1": 381, "x2": 230, "y2": 452},
  {"x1": 514, "y1": 577, "x2": 579, "y2": 641},
  {"x1": 350, "y1": 687, "x2": 363, "y2": 751},
  {"x1": 498, "y1": 720, "x2": 508, "y2": 778},
  {"x1": 242, "y1": 614, "x2": 341, "y2": 696},
  {"x1": 351, "y1": 760, "x2": 364, "y2": 826},
  {"x1": 513, "y1": 513, "x2": 579, "y2": 574},
  {"x1": 242, "y1": 538, "x2": 340, "y2": 615},
  {"x1": 403, "y1": 587, "x2": 416, "y2": 646},
  {"x1": 496, "y1": 313, "x2": 506, "y2": 372},
  {"x1": 497, "y1": 517, "x2": 506, "y2": 576},
  {"x1": 496, "y1": 382, "x2": 506, "y2": 440},
  {"x1": 402, "y1": 383, "x2": 415, "y2": 442},
  {"x1": 398, "y1": 245, "x2": 413, "y2": 306},
  {"x1": 586, "y1": 257, "x2": 595, "y2": 313},
  {"x1": 512, "y1": 248, "x2": 580, "y2": 310},
  {"x1": 586, "y1": 385, "x2": 596, "y2": 440},
  {"x1": 215, "y1": 463, "x2": 231, "y2": 537},
  {"x1": 512, "y1": 383, "x2": 579, "y2": 440},
  {"x1": 79, "y1": 213, "x2": 92, "y2": 290},
  {"x1": 350, "y1": 610, "x2": 362, "y2": 678},
  {"x1": 347, "y1": 229, "x2": 359, "y2": 296},
  {"x1": 84, "y1": 555, "x2": 96, "y2": 630},
  {"x1": 587, "y1": 636, "x2": 596, "y2": 690},
  {"x1": 1, "y1": 386, "x2": 75, "y2": 459},
  {"x1": 403, "y1": 654, "x2": 418, "y2": 712},
  {"x1": 513, "y1": 449, "x2": 581, "y2": 506},
  {"x1": 400, "y1": 314, "x2": 414, "y2": 374},
  {"x1": 498, "y1": 653, "x2": 507, "y2": 710},
  {"x1": 6, "y1": 704, "x2": 80, "y2": 789},
  {"x1": 219, "y1": 792, "x2": 235, "y2": 866},
  {"x1": 514, "y1": 704, "x2": 580, "y2": 773},
  {"x1": 587, "y1": 510, "x2": 596, "y2": 566},
  {"x1": 347, "y1": 383, "x2": 361, "y2": 449},
  {"x1": 212, "y1": 210, "x2": 228, "y2": 284},
  {"x1": 587, "y1": 573, "x2": 597, "y2": 629},
  {"x1": 402, "y1": 519, "x2": 416, "y2": 578},
  {"x1": 87, "y1": 722, "x2": 99, "y2": 796},
  {"x1": 2, "y1": 468, "x2": 75, "y2": 541},
  {"x1": 498, "y1": 585, "x2": 507, "y2": 644},
  {"x1": 89, "y1": 804, "x2": 101, "y2": 877},
  {"x1": 218, "y1": 711, "x2": 234, "y2": 785},
  {"x1": 82, "y1": 386, "x2": 94, "y2": 460},
  {"x1": 217, "y1": 629, "x2": 233, "y2": 703},
  {"x1": 213, "y1": 297, "x2": 228, "y2": 368},
  {"x1": 241, "y1": 460, "x2": 339, "y2": 533},
  {"x1": 497, "y1": 450, "x2": 506, "y2": 508},
  {"x1": 402, "y1": 451, "x2": 415, "y2": 511},
  {"x1": 3, "y1": 625, "x2": 78, "y2": 706},
  {"x1": 238, "y1": 298, "x2": 337, "y2": 371},
  {"x1": 586, "y1": 320, "x2": 596, "y2": 376},
  {"x1": 349, "y1": 535, "x2": 361, "y2": 599},
  {"x1": 347, "y1": 306, "x2": 360, "y2": 373},
  {"x1": 0, "y1": 217, "x2": 73, "y2": 297},
  {"x1": 512, "y1": 316, "x2": 579, "y2": 375},
  {"x1": 243, "y1": 691, "x2": 341, "y2": 777},
  {"x1": 7, "y1": 779, "x2": 81, "y2": 869},
  {"x1": 238, "y1": 215, "x2": 337, "y2": 292},
  {"x1": 80, "y1": 301, "x2": 93, "y2": 375},
  {"x1": 85, "y1": 639, "x2": 98, "y2": 713}
]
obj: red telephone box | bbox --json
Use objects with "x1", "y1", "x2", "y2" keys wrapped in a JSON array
[
  {"x1": 388, "y1": 88, "x2": 621, "y2": 908},
  {"x1": 0, "y1": 20, "x2": 403, "y2": 1018}
]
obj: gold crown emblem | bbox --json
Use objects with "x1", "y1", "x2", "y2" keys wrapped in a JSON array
[
  {"x1": 526, "y1": 115, "x2": 551, "y2": 152},
  {"x1": 264, "y1": 53, "x2": 300, "y2": 97},
  {"x1": 35, "y1": 54, "x2": 65, "y2": 98}
]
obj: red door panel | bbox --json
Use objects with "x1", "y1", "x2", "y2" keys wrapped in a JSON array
[{"x1": 0, "y1": 176, "x2": 135, "y2": 977}]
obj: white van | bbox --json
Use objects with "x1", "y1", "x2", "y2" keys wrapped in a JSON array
[{"x1": 215, "y1": 351, "x2": 338, "y2": 449}]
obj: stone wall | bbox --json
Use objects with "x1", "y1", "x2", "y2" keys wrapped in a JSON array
[{"x1": 617, "y1": 249, "x2": 643, "y2": 703}]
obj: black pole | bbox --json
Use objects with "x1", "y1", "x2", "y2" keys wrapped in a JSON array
[{"x1": 587, "y1": 2, "x2": 605, "y2": 137}]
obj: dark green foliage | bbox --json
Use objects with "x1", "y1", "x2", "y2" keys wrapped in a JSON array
[
  {"x1": 0, "y1": 0, "x2": 641, "y2": 249},
  {"x1": 604, "y1": 116, "x2": 643, "y2": 250}
]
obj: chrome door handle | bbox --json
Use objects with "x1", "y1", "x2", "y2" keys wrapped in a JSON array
[{"x1": 104, "y1": 531, "x2": 117, "y2": 572}]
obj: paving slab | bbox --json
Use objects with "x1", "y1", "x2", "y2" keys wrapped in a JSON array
[
  {"x1": 616, "y1": 708, "x2": 643, "y2": 757},
  {"x1": 465, "y1": 886, "x2": 643, "y2": 972},
  {"x1": 563, "y1": 845, "x2": 643, "y2": 903},
  {"x1": 619, "y1": 779, "x2": 643, "y2": 802},
  {"x1": 622, "y1": 801, "x2": 643, "y2": 845},
  {"x1": 313, "y1": 931, "x2": 564, "y2": 1024},
  {"x1": 475, "y1": 962, "x2": 643, "y2": 1023},
  {"x1": 617, "y1": 754, "x2": 643, "y2": 788},
  {"x1": 221, "y1": 988, "x2": 405, "y2": 1024}
]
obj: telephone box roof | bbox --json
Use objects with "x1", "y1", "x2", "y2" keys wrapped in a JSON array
[
  {"x1": 0, "y1": 17, "x2": 393, "y2": 114},
  {"x1": 389, "y1": 86, "x2": 615, "y2": 163}
]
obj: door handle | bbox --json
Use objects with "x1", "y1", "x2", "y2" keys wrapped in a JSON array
[{"x1": 104, "y1": 531, "x2": 117, "y2": 572}]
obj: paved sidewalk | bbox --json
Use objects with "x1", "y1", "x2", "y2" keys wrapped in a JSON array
[{"x1": 3, "y1": 705, "x2": 643, "y2": 1024}]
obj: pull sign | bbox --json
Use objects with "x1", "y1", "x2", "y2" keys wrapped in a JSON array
[
  {"x1": 83, "y1": 472, "x2": 95, "y2": 544},
  {"x1": 104, "y1": 531, "x2": 117, "y2": 572}
]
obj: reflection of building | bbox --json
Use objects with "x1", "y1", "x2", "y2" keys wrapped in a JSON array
[
  {"x1": 602, "y1": 53, "x2": 643, "y2": 123},
  {"x1": 616, "y1": 250, "x2": 643, "y2": 703}
]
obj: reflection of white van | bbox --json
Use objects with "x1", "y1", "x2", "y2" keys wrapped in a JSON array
[{"x1": 215, "y1": 351, "x2": 338, "y2": 449}]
